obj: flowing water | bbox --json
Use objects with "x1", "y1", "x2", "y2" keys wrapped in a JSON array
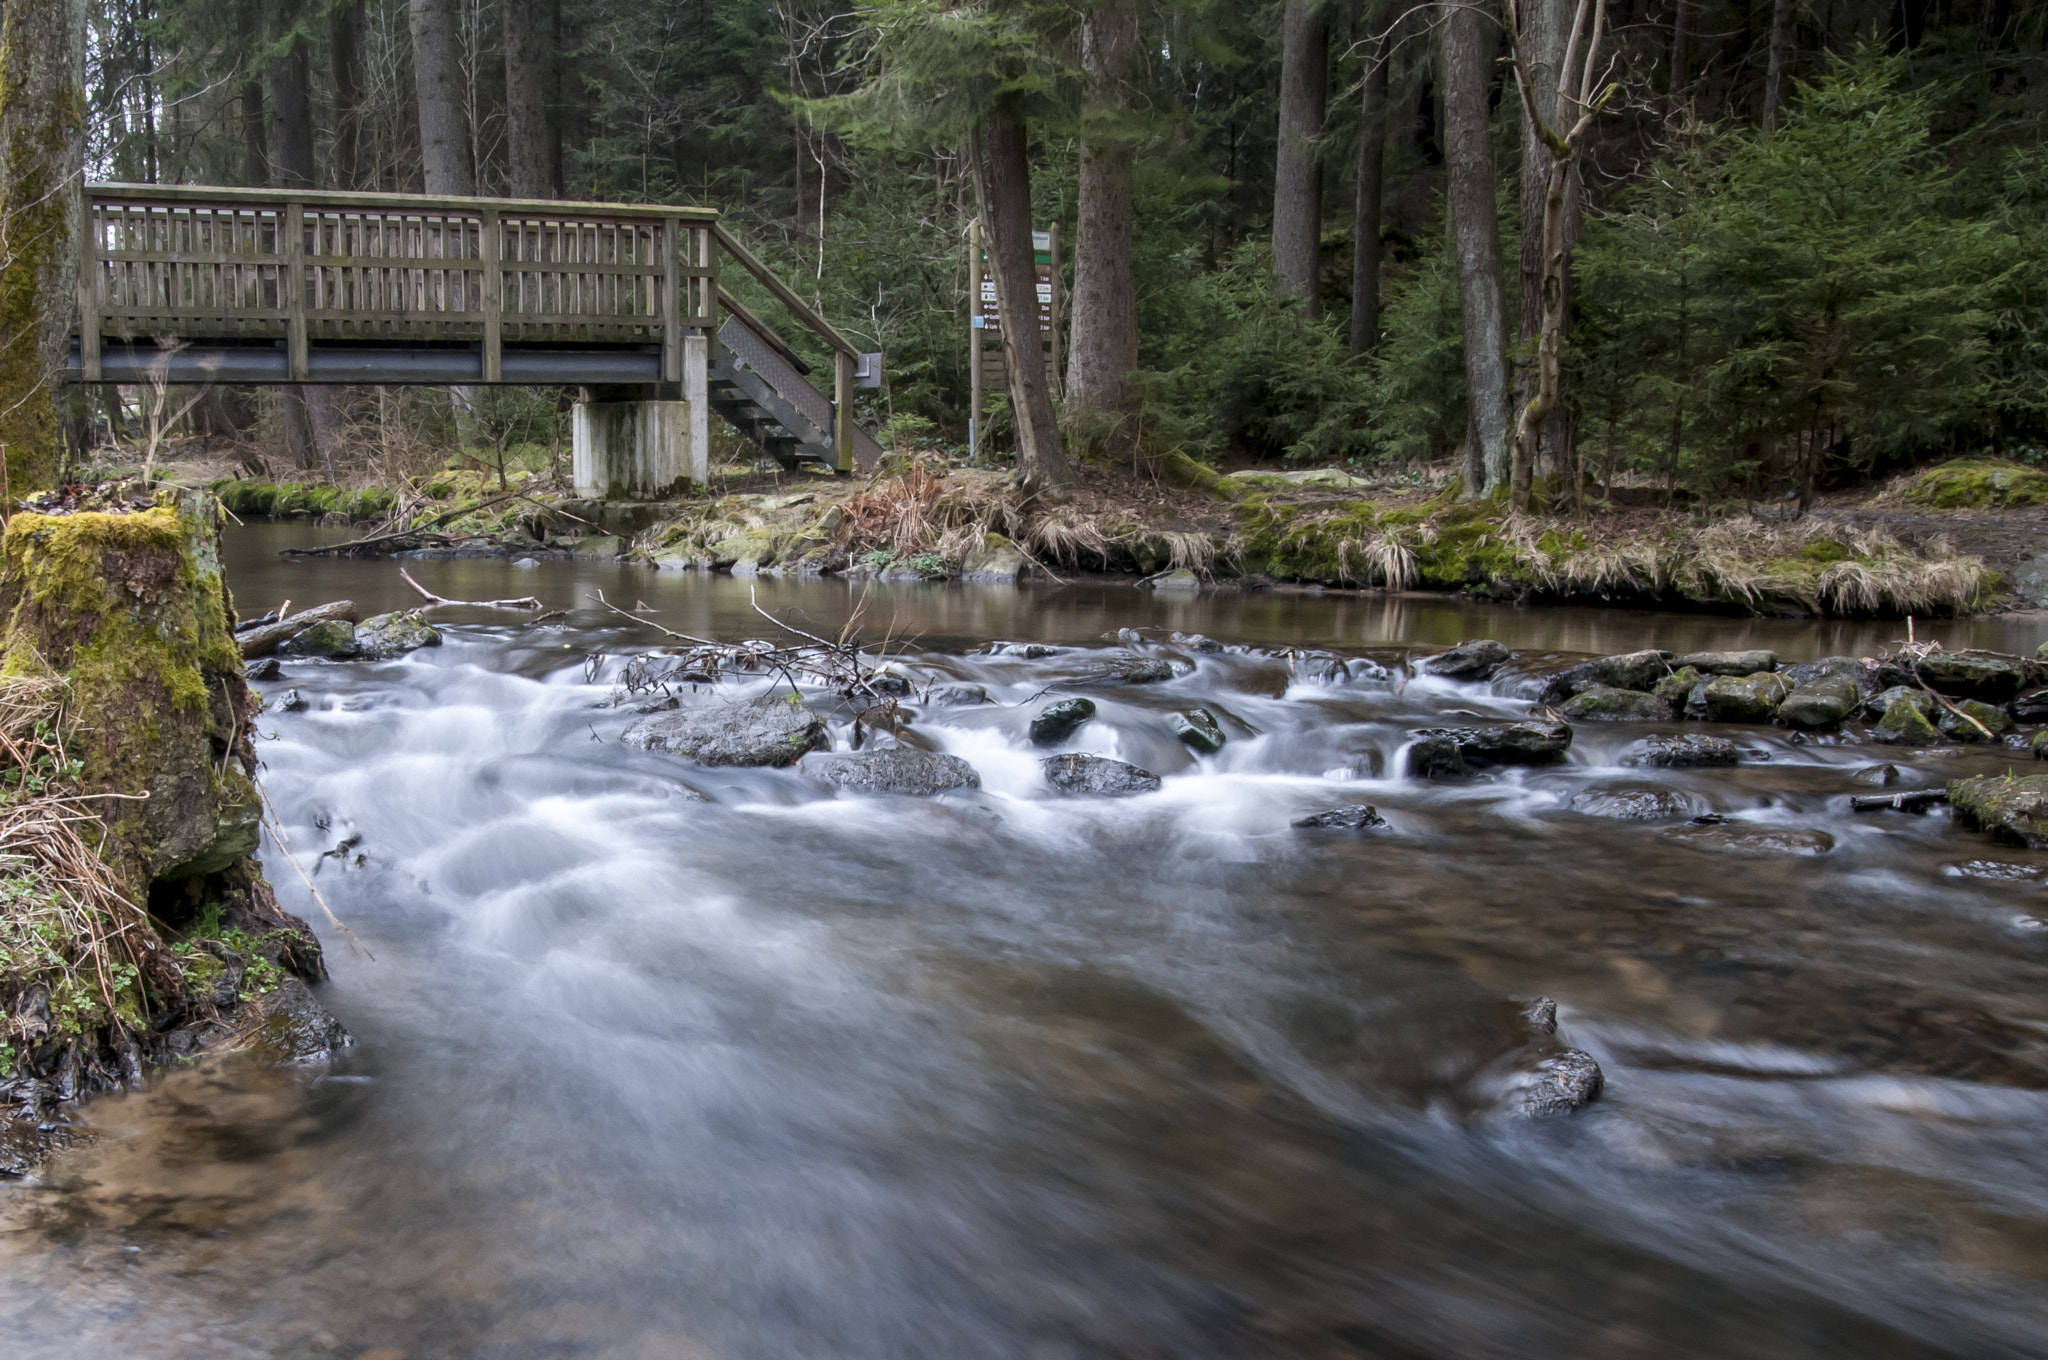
[{"x1": 6, "y1": 524, "x2": 2048, "y2": 1359}]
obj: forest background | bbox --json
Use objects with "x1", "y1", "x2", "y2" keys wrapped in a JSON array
[{"x1": 73, "y1": 0, "x2": 2048, "y2": 511}]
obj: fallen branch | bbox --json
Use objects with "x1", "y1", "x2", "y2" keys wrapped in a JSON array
[
  {"x1": 1850, "y1": 789, "x2": 1950, "y2": 813},
  {"x1": 238, "y1": 600, "x2": 359, "y2": 658},
  {"x1": 399, "y1": 567, "x2": 542, "y2": 611}
]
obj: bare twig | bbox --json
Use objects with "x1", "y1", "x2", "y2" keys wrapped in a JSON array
[{"x1": 399, "y1": 567, "x2": 542, "y2": 611}]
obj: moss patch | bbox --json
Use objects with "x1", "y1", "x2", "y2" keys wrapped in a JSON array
[{"x1": 1905, "y1": 459, "x2": 2048, "y2": 511}]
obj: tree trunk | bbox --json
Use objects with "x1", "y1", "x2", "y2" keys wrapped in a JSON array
[
  {"x1": 1441, "y1": 0, "x2": 1513, "y2": 496},
  {"x1": 1668, "y1": 0, "x2": 1691, "y2": 109},
  {"x1": 410, "y1": 0, "x2": 474, "y2": 195},
  {"x1": 1349, "y1": 17, "x2": 1388, "y2": 354},
  {"x1": 503, "y1": 0, "x2": 556, "y2": 198},
  {"x1": 268, "y1": 29, "x2": 314, "y2": 187},
  {"x1": 1066, "y1": 0, "x2": 1139, "y2": 445},
  {"x1": 1761, "y1": 0, "x2": 1795, "y2": 132},
  {"x1": 1515, "y1": 0, "x2": 1567, "y2": 398},
  {"x1": 977, "y1": 100, "x2": 1075, "y2": 496},
  {"x1": 1272, "y1": 0, "x2": 1328, "y2": 314},
  {"x1": 0, "y1": 0, "x2": 87, "y2": 494},
  {"x1": 331, "y1": 0, "x2": 368, "y2": 189}
]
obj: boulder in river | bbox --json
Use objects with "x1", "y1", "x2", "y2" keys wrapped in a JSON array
[
  {"x1": 1542, "y1": 649, "x2": 1673, "y2": 702},
  {"x1": 1775, "y1": 675, "x2": 1859, "y2": 729},
  {"x1": 281, "y1": 618, "x2": 359, "y2": 659},
  {"x1": 1169, "y1": 708, "x2": 1226, "y2": 754},
  {"x1": 1674, "y1": 649, "x2": 1778, "y2": 677},
  {"x1": 1948, "y1": 774, "x2": 2048, "y2": 847},
  {"x1": 1853, "y1": 763, "x2": 1903, "y2": 786},
  {"x1": 1783, "y1": 655, "x2": 1875, "y2": 693},
  {"x1": 249, "y1": 978, "x2": 354, "y2": 1064},
  {"x1": 1659, "y1": 819, "x2": 1835, "y2": 857},
  {"x1": 1874, "y1": 694, "x2": 1943, "y2": 745},
  {"x1": 621, "y1": 695, "x2": 828, "y2": 766},
  {"x1": 1559, "y1": 685, "x2": 1673, "y2": 722},
  {"x1": 247, "y1": 656, "x2": 283, "y2": 681},
  {"x1": 1292, "y1": 804, "x2": 1389, "y2": 831},
  {"x1": 1700, "y1": 671, "x2": 1790, "y2": 722},
  {"x1": 1881, "y1": 653, "x2": 2028, "y2": 702},
  {"x1": 354, "y1": 609, "x2": 442, "y2": 660},
  {"x1": 1939, "y1": 698, "x2": 2015, "y2": 742},
  {"x1": 1404, "y1": 733, "x2": 1467, "y2": 779},
  {"x1": 1029, "y1": 697, "x2": 1097, "y2": 745},
  {"x1": 1413, "y1": 722, "x2": 1573, "y2": 766},
  {"x1": 1651, "y1": 665, "x2": 1705, "y2": 707},
  {"x1": 810, "y1": 749, "x2": 981, "y2": 795},
  {"x1": 1041, "y1": 753, "x2": 1162, "y2": 797},
  {"x1": 1618, "y1": 734, "x2": 1739, "y2": 767},
  {"x1": 1088, "y1": 656, "x2": 1177, "y2": 685},
  {"x1": 1568, "y1": 786, "x2": 1704, "y2": 821},
  {"x1": 1519, "y1": 1049, "x2": 1605, "y2": 1117},
  {"x1": 1419, "y1": 639, "x2": 1511, "y2": 680},
  {"x1": 927, "y1": 683, "x2": 991, "y2": 706},
  {"x1": 2014, "y1": 687, "x2": 2048, "y2": 723}
]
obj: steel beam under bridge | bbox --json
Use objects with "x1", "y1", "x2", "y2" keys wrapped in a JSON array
[{"x1": 66, "y1": 341, "x2": 666, "y2": 387}]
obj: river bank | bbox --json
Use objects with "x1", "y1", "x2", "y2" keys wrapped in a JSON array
[{"x1": 182, "y1": 451, "x2": 2045, "y2": 620}]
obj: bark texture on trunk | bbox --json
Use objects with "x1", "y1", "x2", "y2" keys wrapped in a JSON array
[
  {"x1": 978, "y1": 100, "x2": 1074, "y2": 495},
  {"x1": 1067, "y1": 0, "x2": 1140, "y2": 441},
  {"x1": 503, "y1": 0, "x2": 556, "y2": 198},
  {"x1": 268, "y1": 36, "x2": 315, "y2": 187},
  {"x1": 1516, "y1": 0, "x2": 1567, "y2": 368},
  {"x1": 1272, "y1": 0, "x2": 1329, "y2": 315},
  {"x1": 331, "y1": 0, "x2": 369, "y2": 188},
  {"x1": 410, "y1": 0, "x2": 474, "y2": 195},
  {"x1": 1761, "y1": 0, "x2": 1795, "y2": 132},
  {"x1": 1441, "y1": 0, "x2": 1513, "y2": 496},
  {"x1": 1349, "y1": 21, "x2": 1388, "y2": 354},
  {"x1": 0, "y1": 0, "x2": 87, "y2": 494},
  {"x1": 1668, "y1": 0, "x2": 1690, "y2": 109}
]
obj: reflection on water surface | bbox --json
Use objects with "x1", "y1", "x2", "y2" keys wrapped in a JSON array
[{"x1": 3, "y1": 524, "x2": 2046, "y2": 1359}]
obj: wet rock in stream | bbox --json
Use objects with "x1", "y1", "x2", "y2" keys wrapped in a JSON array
[
  {"x1": 353, "y1": 609, "x2": 442, "y2": 660},
  {"x1": 1659, "y1": 818, "x2": 1836, "y2": 857},
  {"x1": 1776, "y1": 676, "x2": 1860, "y2": 729},
  {"x1": 621, "y1": 695, "x2": 828, "y2": 766},
  {"x1": 1292, "y1": 805, "x2": 1389, "y2": 831},
  {"x1": 926, "y1": 684, "x2": 991, "y2": 706},
  {"x1": 1029, "y1": 697, "x2": 1097, "y2": 745},
  {"x1": 1569, "y1": 786, "x2": 1704, "y2": 821},
  {"x1": 1560, "y1": 685, "x2": 1673, "y2": 722},
  {"x1": 1949, "y1": 774, "x2": 2048, "y2": 848},
  {"x1": 1412, "y1": 721, "x2": 1573, "y2": 767},
  {"x1": 808, "y1": 748, "x2": 982, "y2": 795},
  {"x1": 1518, "y1": 1049, "x2": 1606, "y2": 1117},
  {"x1": 1618, "y1": 734, "x2": 1740, "y2": 767},
  {"x1": 1041, "y1": 753, "x2": 1162, "y2": 797},
  {"x1": 1418, "y1": 639, "x2": 1510, "y2": 680},
  {"x1": 1169, "y1": 708, "x2": 1226, "y2": 753}
]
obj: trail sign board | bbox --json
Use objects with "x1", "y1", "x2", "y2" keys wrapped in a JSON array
[{"x1": 967, "y1": 221, "x2": 1061, "y2": 457}]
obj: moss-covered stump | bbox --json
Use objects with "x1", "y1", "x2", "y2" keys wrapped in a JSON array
[
  {"x1": 0, "y1": 489, "x2": 336, "y2": 1173},
  {"x1": 1949, "y1": 774, "x2": 2048, "y2": 847}
]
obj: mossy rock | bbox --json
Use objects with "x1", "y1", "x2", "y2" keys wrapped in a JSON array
[
  {"x1": 1949, "y1": 774, "x2": 2048, "y2": 847},
  {"x1": 1700, "y1": 672, "x2": 1790, "y2": 722},
  {"x1": 1874, "y1": 695, "x2": 1943, "y2": 745},
  {"x1": 1651, "y1": 665, "x2": 1705, "y2": 706},
  {"x1": 1905, "y1": 459, "x2": 2048, "y2": 511},
  {"x1": 1559, "y1": 685, "x2": 1673, "y2": 722},
  {"x1": 281, "y1": 619, "x2": 359, "y2": 658},
  {"x1": 1170, "y1": 708, "x2": 1226, "y2": 753},
  {"x1": 1776, "y1": 676, "x2": 1858, "y2": 729},
  {"x1": 1939, "y1": 698, "x2": 2015, "y2": 742}
]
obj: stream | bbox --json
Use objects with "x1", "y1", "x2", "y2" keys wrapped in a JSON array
[{"x1": 5, "y1": 523, "x2": 2048, "y2": 1359}]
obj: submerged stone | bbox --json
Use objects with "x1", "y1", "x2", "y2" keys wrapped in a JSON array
[
  {"x1": 1519, "y1": 1049, "x2": 1604, "y2": 1117},
  {"x1": 810, "y1": 748, "x2": 981, "y2": 795},
  {"x1": 1089, "y1": 656, "x2": 1177, "y2": 684},
  {"x1": 1029, "y1": 697, "x2": 1097, "y2": 745},
  {"x1": 926, "y1": 684, "x2": 991, "y2": 706},
  {"x1": 621, "y1": 694, "x2": 827, "y2": 766},
  {"x1": 1169, "y1": 708, "x2": 1227, "y2": 753},
  {"x1": 1420, "y1": 639, "x2": 1511, "y2": 680},
  {"x1": 1776, "y1": 675, "x2": 1859, "y2": 729},
  {"x1": 1292, "y1": 804, "x2": 1388, "y2": 830},
  {"x1": 1949, "y1": 774, "x2": 2048, "y2": 847},
  {"x1": 1618, "y1": 734, "x2": 1740, "y2": 767},
  {"x1": 1559, "y1": 685, "x2": 1673, "y2": 722},
  {"x1": 1568, "y1": 786, "x2": 1703, "y2": 821},
  {"x1": 1660, "y1": 821, "x2": 1836, "y2": 857},
  {"x1": 1853, "y1": 763, "x2": 1903, "y2": 786},
  {"x1": 1041, "y1": 753, "x2": 1161, "y2": 797}
]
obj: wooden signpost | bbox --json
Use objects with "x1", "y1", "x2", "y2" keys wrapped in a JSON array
[{"x1": 967, "y1": 220, "x2": 1061, "y2": 459}]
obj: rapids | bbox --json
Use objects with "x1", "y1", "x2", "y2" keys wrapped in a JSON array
[{"x1": 3, "y1": 523, "x2": 2048, "y2": 1359}]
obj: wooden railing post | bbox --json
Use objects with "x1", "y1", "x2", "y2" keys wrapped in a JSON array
[
  {"x1": 661, "y1": 215, "x2": 681, "y2": 385},
  {"x1": 78, "y1": 196, "x2": 100, "y2": 381},
  {"x1": 835, "y1": 349, "x2": 855, "y2": 474},
  {"x1": 481, "y1": 208, "x2": 502, "y2": 382},
  {"x1": 284, "y1": 202, "x2": 308, "y2": 382}
]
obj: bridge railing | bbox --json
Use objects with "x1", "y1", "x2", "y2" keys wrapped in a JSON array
[{"x1": 80, "y1": 183, "x2": 873, "y2": 472}]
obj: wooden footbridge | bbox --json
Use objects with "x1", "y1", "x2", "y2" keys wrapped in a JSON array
[{"x1": 65, "y1": 184, "x2": 884, "y2": 490}]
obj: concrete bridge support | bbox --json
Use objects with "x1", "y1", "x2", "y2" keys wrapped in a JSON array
[{"x1": 571, "y1": 337, "x2": 710, "y2": 499}]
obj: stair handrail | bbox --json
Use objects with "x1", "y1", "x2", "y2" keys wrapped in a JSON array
[
  {"x1": 709, "y1": 223, "x2": 860, "y2": 359},
  {"x1": 715, "y1": 286, "x2": 812, "y2": 376}
]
